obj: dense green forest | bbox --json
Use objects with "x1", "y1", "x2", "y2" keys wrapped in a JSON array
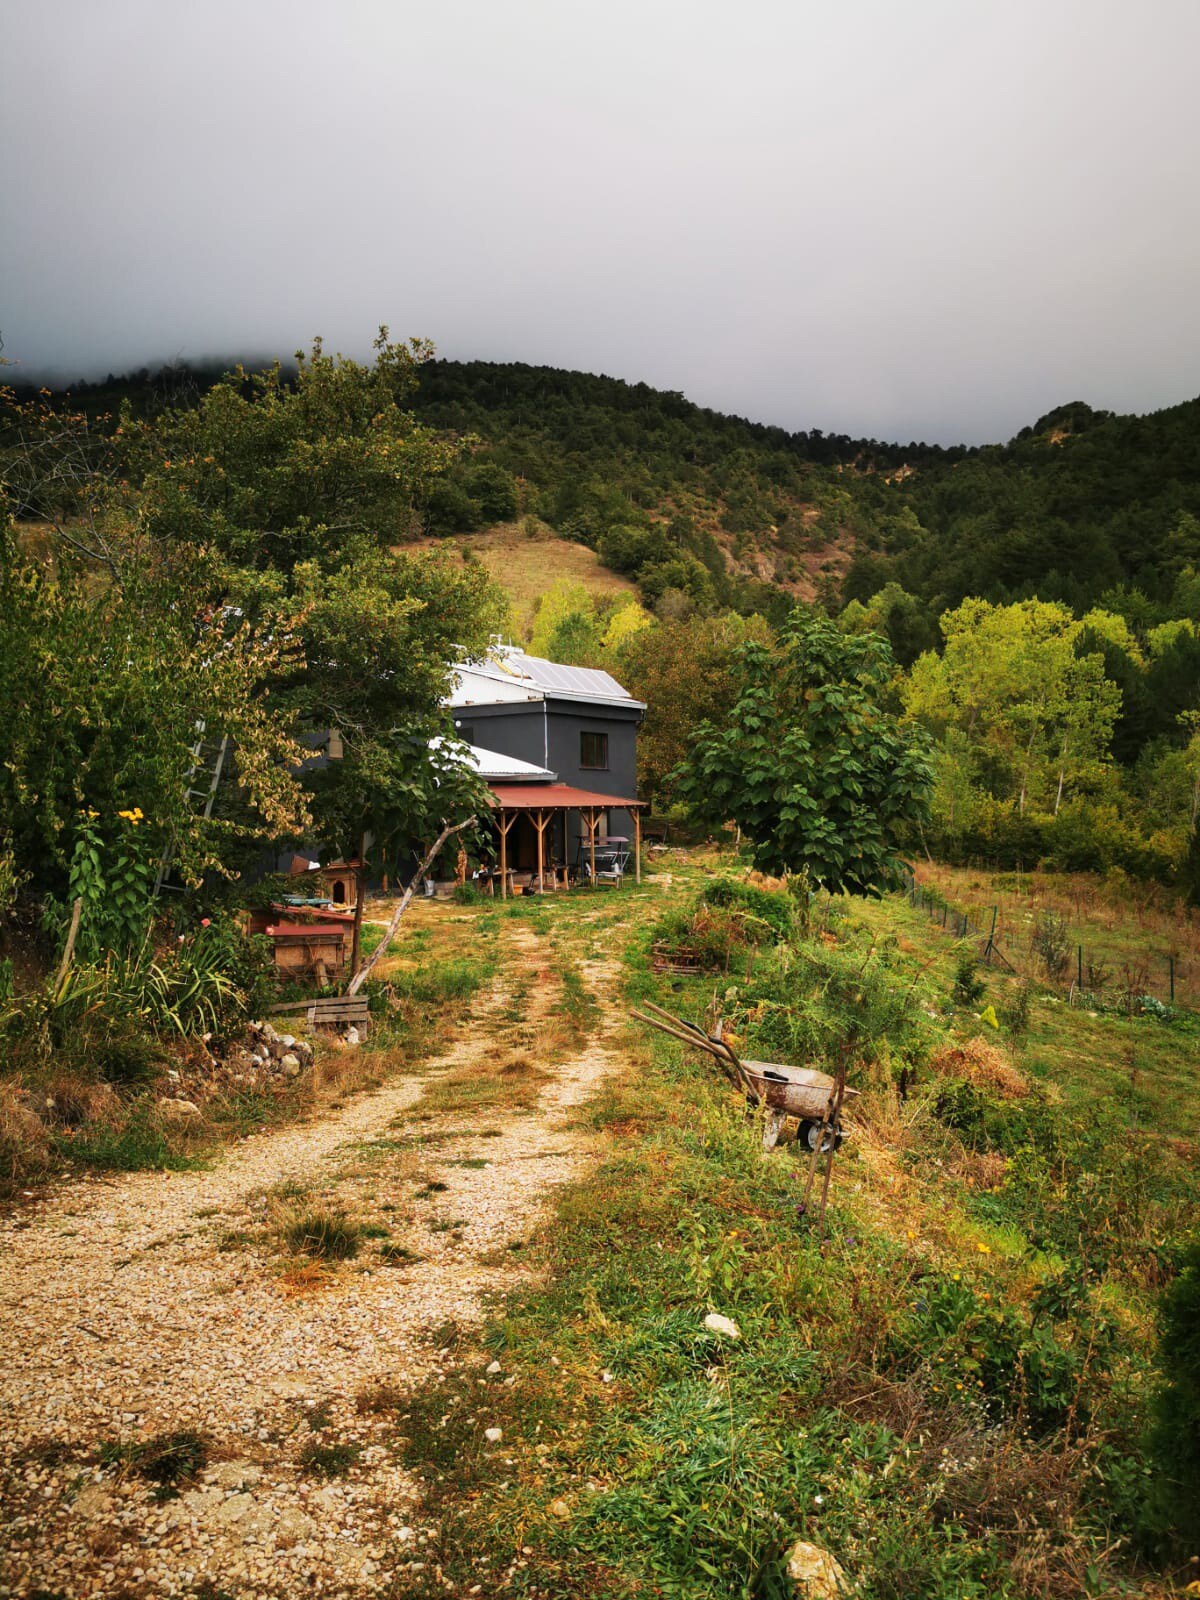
[{"x1": 6, "y1": 351, "x2": 1200, "y2": 890}]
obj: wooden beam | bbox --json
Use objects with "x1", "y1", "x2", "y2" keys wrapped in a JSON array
[
  {"x1": 498, "y1": 808, "x2": 514, "y2": 899},
  {"x1": 533, "y1": 808, "x2": 549, "y2": 892},
  {"x1": 634, "y1": 810, "x2": 642, "y2": 885},
  {"x1": 349, "y1": 838, "x2": 366, "y2": 977},
  {"x1": 588, "y1": 807, "x2": 596, "y2": 887}
]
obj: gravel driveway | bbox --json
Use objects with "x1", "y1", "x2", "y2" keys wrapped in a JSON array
[{"x1": 0, "y1": 927, "x2": 623, "y2": 1599}]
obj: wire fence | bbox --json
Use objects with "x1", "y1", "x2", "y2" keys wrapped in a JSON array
[{"x1": 898, "y1": 873, "x2": 1192, "y2": 1013}]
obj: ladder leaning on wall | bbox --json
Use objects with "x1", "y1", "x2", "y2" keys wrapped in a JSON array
[{"x1": 152, "y1": 721, "x2": 229, "y2": 897}]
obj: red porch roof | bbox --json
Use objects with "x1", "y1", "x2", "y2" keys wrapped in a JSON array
[{"x1": 487, "y1": 781, "x2": 644, "y2": 810}]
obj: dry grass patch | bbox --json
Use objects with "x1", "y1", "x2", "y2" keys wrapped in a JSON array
[{"x1": 931, "y1": 1035, "x2": 1029, "y2": 1098}]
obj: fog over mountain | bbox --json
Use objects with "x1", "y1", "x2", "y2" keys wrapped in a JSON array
[{"x1": 4, "y1": 0, "x2": 1200, "y2": 443}]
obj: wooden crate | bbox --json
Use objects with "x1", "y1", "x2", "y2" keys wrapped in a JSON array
[{"x1": 306, "y1": 996, "x2": 371, "y2": 1029}]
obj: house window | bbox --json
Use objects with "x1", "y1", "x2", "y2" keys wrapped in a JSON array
[
  {"x1": 456, "y1": 723, "x2": 475, "y2": 745},
  {"x1": 580, "y1": 731, "x2": 608, "y2": 770}
]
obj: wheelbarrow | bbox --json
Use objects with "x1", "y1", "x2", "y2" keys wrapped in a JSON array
[
  {"x1": 630, "y1": 1001, "x2": 856, "y2": 1153},
  {"x1": 738, "y1": 1060, "x2": 858, "y2": 1153}
]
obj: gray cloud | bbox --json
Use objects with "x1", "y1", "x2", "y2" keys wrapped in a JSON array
[{"x1": 4, "y1": 0, "x2": 1200, "y2": 443}]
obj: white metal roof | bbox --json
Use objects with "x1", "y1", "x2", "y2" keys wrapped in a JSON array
[
  {"x1": 462, "y1": 743, "x2": 556, "y2": 782},
  {"x1": 447, "y1": 645, "x2": 643, "y2": 710},
  {"x1": 429, "y1": 734, "x2": 555, "y2": 781}
]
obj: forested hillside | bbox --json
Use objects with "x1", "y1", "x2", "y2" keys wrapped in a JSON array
[
  {"x1": 406, "y1": 362, "x2": 1200, "y2": 632},
  {"x1": 7, "y1": 351, "x2": 1200, "y2": 890},
  {"x1": 14, "y1": 355, "x2": 1200, "y2": 625}
]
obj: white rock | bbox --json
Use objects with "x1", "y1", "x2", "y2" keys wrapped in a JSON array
[
  {"x1": 484, "y1": 1427, "x2": 502, "y2": 1443},
  {"x1": 158, "y1": 1097, "x2": 203, "y2": 1121},
  {"x1": 204, "y1": 1461, "x2": 262, "y2": 1491},
  {"x1": 280, "y1": 1054, "x2": 302, "y2": 1079},
  {"x1": 704, "y1": 1313, "x2": 741, "y2": 1340},
  {"x1": 784, "y1": 1539, "x2": 847, "y2": 1598},
  {"x1": 344, "y1": 1026, "x2": 360, "y2": 1046},
  {"x1": 486, "y1": 1360, "x2": 502, "y2": 1375}
]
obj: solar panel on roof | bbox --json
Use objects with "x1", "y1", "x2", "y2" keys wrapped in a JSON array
[{"x1": 504, "y1": 651, "x2": 631, "y2": 700}]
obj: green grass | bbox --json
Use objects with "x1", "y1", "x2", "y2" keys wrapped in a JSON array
[
  {"x1": 854, "y1": 888, "x2": 1200, "y2": 1138},
  {"x1": 280, "y1": 1209, "x2": 362, "y2": 1260},
  {"x1": 376, "y1": 852, "x2": 1193, "y2": 1598},
  {"x1": 53, "y1": 1110, "x2": 200, "y2": 1174},
  {"x1": 296, "y1": 1439, "x2": 362, "y2": 1477},
  {"x1": 98, "y1": 1430, "x2": 207, "y2": 1499}
]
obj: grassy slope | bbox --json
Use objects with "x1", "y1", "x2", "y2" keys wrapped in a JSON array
[
  {"x1": 889, "y1": 862, "x2": 1200, "y2": 1139},
  {"x1": 402, "y1": 520, "x2": 639, "y2": 638},
  {"x1": 382, "y1": 856, "x2": 1195, "y2": 1600}
]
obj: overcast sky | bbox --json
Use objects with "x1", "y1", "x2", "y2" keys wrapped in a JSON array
[{"x1": 4, "y1": 1, "x2": 1199, "y2": 444}]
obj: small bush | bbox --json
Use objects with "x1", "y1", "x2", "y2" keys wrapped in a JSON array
[
  {"x1": 451, "y1": 882, "x2": 488, "y2": 906},
  {"x1": 703, "y1": 878, "x2": 794, "y2": 941},
  {"x1": 1032, "y1": 910, "x2": 1071, "y2": 982},
  {"x1": 1000, "y1": 978, "x2": 1034, "y2": 1036},
  {"x1": 951, "y1": 951, "x2": 985, "y2": 1006},
  {"x1": 282, "y1": 1209, "x2": 362, "y2": 1260}
]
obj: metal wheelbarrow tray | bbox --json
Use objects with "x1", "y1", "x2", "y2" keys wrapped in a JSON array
[{"x1": 737, "y1": 1060, "x2": 859, "y2": 1120}]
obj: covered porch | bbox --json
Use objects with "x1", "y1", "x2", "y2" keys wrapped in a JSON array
[{"x1": 485, "y1": 782, "x2": 645, "y2": 897}]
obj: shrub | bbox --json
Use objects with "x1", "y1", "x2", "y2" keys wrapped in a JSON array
[
  {"x1": 1145, "y1": 1235, "x2": 1200, "y2": 1551},
  {"x1": 952, "y1": 951, "x2": 985, "y2": 1006},
  {"x1": 650, "y1": 903, "x2": 760, "y2": 972},
  {"x1": 1032, "y1": 910, "x2": 1071, "y2": 982},
  {"x1": 892, "y1": 1272, "x2": 1109, "y2": 1436},
  {"x1": 1000, "y1": 978, "x2": 1034, "y2": 1036},
  {"x1": 451, "y1": 882, "x2": 488, "y2": 906},
  {"x1": 932, "y1": 1078, "x2": 1058, "y2": 1157},
  {"x1": 297, "y1": 1439, "x2": 361, "y2": 1476},
  {"x1": 702, "y1": 878, "x2": 795, "y2": 941},
  {"x1": 99, "y1": 1430, "x2": 207, "y2": 1499}
]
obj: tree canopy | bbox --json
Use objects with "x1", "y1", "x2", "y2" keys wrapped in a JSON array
[{"x1": 677, "y1": 610, "x2": 933, "y2": 892}]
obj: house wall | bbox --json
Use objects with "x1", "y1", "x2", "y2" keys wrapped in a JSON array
[{"x1": 452, "y1": 699, "x2": 641, "y2": 859}]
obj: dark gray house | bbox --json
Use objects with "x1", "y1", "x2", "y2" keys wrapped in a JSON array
[{"x1": 447, "y1": 647, "x2": 645, "y2": 880}]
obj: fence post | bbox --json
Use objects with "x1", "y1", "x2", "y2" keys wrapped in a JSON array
[
  {"x1": 1077, "y1": 946, "x2": 1083, "y2": 990},
  {"x1": 1169, "y1": 956, "x2": 1175, "y2": 1005}
]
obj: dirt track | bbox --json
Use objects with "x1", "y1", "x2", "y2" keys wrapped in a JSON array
[{"x1": 0, "y1": 924, "x2": 623, "y2": 1598}]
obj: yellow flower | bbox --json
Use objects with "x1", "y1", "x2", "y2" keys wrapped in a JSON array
[{"x1": 976, "y1": 1242, "x2": 991, "y2": 1254}]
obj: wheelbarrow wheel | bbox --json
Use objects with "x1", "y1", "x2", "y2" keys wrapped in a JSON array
[{"x1": 796, "y1": 1117, "x2": 840, "y2": 1154}]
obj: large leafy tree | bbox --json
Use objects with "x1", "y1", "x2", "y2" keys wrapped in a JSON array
[
  {"x1": 0, "y1": 516, "x2": 307, "y2": 896},
  {"x1": 618, "y1": 612, "x2": 772, "y2": 809},
  {"x1": 1, "y1": 333, "x2": 507, "y2": 908},
  {"x1": 904, "y1": 598, "x2": 1121, "y2": 815},
  {"x1": 117, "y1": 332, "x2": 507, "y2": 863},
  {"x1": 676, "y1": 609, "x2": 932, "y2": 892}
]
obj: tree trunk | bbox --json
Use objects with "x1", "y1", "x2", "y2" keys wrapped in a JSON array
[{"x1": 345, "y1": 817, "x2": 475, "y2": 996}]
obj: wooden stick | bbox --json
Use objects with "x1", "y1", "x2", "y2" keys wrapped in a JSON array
[
  {"x1": 54, "y1": 897, "x2": 83, "y2": 999},
  {"x1": 345, "y1": 817, "x2": 475, "y2": 995}
]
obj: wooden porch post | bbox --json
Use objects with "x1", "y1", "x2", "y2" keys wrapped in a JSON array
[
  {"x1": 498, "y1": 809, "x2": 512, "y2": 899},
  {"x1": 533, "y1": 808, "x2": 549, "y2": 891},
  {"x1": 588, "y1": 807, "x2": 596, "y2": 887},
  {"x1": 634, "y1": 811, "x2": 641, "y2": 884}
]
